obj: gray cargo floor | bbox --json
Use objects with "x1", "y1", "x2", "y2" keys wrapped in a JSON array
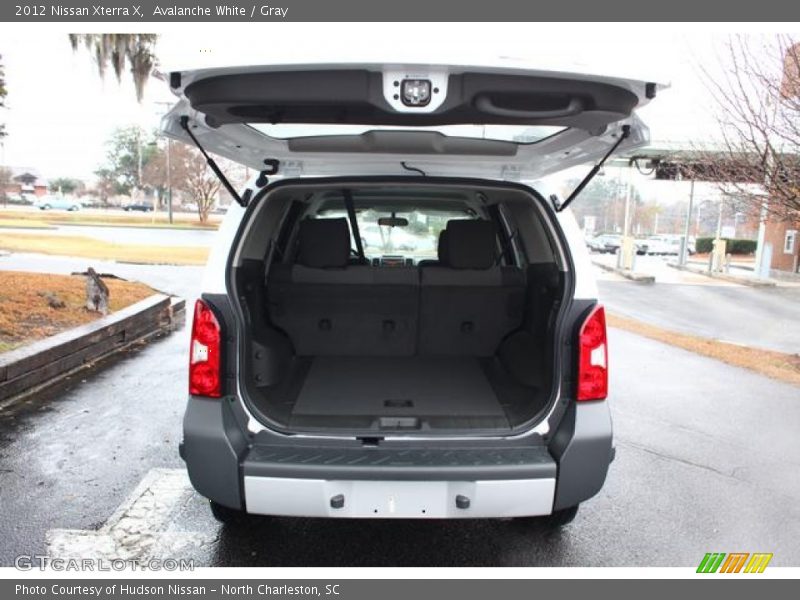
[{"x1": 292, "y1": 356, "x2": 507, "y2": 417}]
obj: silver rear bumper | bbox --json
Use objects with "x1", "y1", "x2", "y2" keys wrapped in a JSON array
[{"x1": 243, "y1": 476, "x2": 556, "y2": 518}]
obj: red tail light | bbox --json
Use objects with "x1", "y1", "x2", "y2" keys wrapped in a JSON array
[
  {"x1": 577, "y1": 305, "x2": 608, "y2": 401},
  {"x1": 189, "y1": 299, "x2": 222, "y2": 397}
]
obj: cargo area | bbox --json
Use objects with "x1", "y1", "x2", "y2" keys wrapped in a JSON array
[
  {"x1": 230, "y1": 181, "x2": 568, "y2": 436},
  {"x1": 252, "y1": 355, "x2": 549, "y2": 432}
]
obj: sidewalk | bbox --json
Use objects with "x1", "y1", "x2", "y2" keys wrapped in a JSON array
[
  {"x1": 591, "y1": 259, "x2": 655, "y2": 283},
  {"x1": 596, "y1": 260, "x2": 800, "y2": 354},
  {"x1": 670, "y1": 261, "x2": 776, "y2": 288}
]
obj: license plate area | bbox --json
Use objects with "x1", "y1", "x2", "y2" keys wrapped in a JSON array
[{"x1": 244, "y1": 477, "x2": 555, "y2": 519}]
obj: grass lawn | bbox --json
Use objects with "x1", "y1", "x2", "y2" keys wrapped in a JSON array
[
  {"x1": 0, "y1": 218, "x2": 54, "y2": 230},
  {"x1": 0, "y1": 271, "x2": 155, "y2": 353},
  {"x1": 608, "y1": 312, "x2": 800, "y2": 387},
  {"x1": 0, "y1": 232, "x2": 209, "y2": 265},
  {"x1": 0, "y1": 209, "x2": 220, "y2": 230}
]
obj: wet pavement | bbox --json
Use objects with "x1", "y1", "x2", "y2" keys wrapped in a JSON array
[
  {"x1": 594, "y1": 256, "x2": 800, "y2": 354},
  {"x1": 1, "y1": 324, "x2": 798, "y2": 567},
  {"x1": 0, "y1": 254, "x2": 799, "y2": 567}
]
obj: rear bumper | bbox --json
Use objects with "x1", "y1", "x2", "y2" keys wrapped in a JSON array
[{"x1": 181, "y1": 395, "x2": 612, "y2": 517}]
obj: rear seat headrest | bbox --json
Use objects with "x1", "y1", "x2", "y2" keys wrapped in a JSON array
[
  {"x1": 297, "y1": 218, "x2": 351, "y2": 268},
  {"x1": 437, "y1": 230, "x2": 449, "y2": 264},
  {"x1": 444, "y1": 220, "x2": 497, "y2": 270}
]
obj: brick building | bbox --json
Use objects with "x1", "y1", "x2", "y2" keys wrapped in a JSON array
[
  {"x1": 763, "y1": 42, "x2": 800, "y2": 276},
  {"x1": 2, "y1": 166, "x2": 49, "y2": 197},
  {"x1": 764, "y1": 220, "x2": 798, "y2": 274}
]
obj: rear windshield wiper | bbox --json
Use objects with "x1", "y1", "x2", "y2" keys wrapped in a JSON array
[
  {"x1": 179, "y1": 116, "x2": 246, "y2": 207},
  {"x1": 556, "y1": 124, "x2": 630, "y2": 213}
]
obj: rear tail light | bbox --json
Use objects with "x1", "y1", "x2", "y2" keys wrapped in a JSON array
[
  {"x1": 577, "y1": 305, "x2": 608, "y2": 401},
  {"x1": 189, "y1": 299, "x2": 222, "y2": 397}
]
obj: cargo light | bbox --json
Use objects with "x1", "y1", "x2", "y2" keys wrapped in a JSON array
[
  {"x1": 189, "y1": 299, "x2": 222, "y2": 397},
  {"x1": 401, "y1": 79, "x2": 432, "y2": 107},
  {"x1": 576, "y1": 305, "x2": 608, "y2": 401}
]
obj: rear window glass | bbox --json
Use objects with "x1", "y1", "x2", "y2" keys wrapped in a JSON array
[{"x1": 317, "y1": 208, "x2": 473, "y2": 259}]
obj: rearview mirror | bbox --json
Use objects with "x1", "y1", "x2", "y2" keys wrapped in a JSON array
[{"x1": 377, "y1": 217, "x2": 409, "y2": 227}]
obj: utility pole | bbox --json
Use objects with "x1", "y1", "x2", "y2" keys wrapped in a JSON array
[
  {"x1": 696, "y1": 204, "x2": 701, "y2": 237},
  {"x1": 710, "y1": 198, "x2": 726, "y2": 273},
  {"x1": 137, "y1": 130, "x2": 143, "y2": 204},
  {"x1": 617, "y1": 165, "x2": 635, "y2": 270},
  {"x1": 153, "y1": 101, "x2": 175, "y2": 224},
  {"x1": 680, "y1": 178, "x2": 695, "y2": 267}
]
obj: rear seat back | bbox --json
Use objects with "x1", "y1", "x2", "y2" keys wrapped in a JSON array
[
  {"x1": 419, "y1": 220, "x2": 525, "y2": 356},
  {"x1": 267, "y1": 218, "x2": 418, "y2": 356}
]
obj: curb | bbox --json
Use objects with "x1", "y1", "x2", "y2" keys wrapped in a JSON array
[
  {"x1": 592, "y1": 260, "x2": 655, "y2": 283},
  {"x1": 0, "y1": 224, "x2": 57, "y2": 230},
  {"x1": 0, "y1": 294, "x2": 186, "y2": 407},
  {"x1": 58, "y1": 221, "x2": 218, "y2": 232},
  {"x1": 667, "y1": 262, "x2": 776, "y2": 287}
]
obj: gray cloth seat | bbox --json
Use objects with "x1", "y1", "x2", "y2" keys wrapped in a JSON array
[
  {"x1": 268, "y1": 218, "x2": 419, "y2": 356},
  {"x1": 419, "y1": 220, "x2": 525, "y2": 356}
]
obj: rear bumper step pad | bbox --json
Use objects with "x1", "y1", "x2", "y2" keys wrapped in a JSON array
[{"x1": 242, "y1": 443, "x2": 556, "y2": 481}]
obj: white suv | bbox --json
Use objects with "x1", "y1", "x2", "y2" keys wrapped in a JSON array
[{"x1": 165, "y1": 63, "x2": 658, "y2": 524}]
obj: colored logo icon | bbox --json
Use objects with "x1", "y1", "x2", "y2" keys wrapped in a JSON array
[{"x1": 697, "y1": 553, "x2": 773, "y2": 573}]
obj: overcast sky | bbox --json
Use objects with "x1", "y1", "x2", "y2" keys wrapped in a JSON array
[{"x1": 0, "y1": 24, "x2": 797, "y2": 182}]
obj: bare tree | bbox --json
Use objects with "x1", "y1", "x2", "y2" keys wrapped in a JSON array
[
  {"x1": 183, "y1": 151, "x2": 221, "y2": 223},
  {"x1": 144, "y1": 142, "x2": 222, "y2": 222},
  {"x1": 93, "y1": 168, "x2": 117, "y2": 207},
  {"x1": 0, "y1": 53, "x2": 7, "y2": 139},
  {"x1": 68, "y1": 34, "x2": 157, "y2": 102},
  {"x1": 699, "y1": 35, "x2": 800, "y2": 222},
  {"x1": 0, "y1": 166, "x2": 11, "y2": 206}
]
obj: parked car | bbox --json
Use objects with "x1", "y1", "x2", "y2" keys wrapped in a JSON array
[
  {"x1": 34, "y1": 195, "x2": 81, "y2": 211},
  {"x1": 2, "y1": 193, "x2": 34, "y2": 206},
  {"x1": 166, "y1": 62, "x2": 658, "y2": 526},
  {"x1": 646, "y1": 234, "x2": 693, "y2": 256},
  {"x1": 123, "y1": 202, "x2": 154, "y2": 212},
  {"x1": 585, "y1": 235, "x2": 607, "y2": 253},
  {"x1": 590, "y1": 234, "x2": 648, "y2": 255},
  {"x1": 589, "y1": 234, "x2": 622, "y2": 254}
]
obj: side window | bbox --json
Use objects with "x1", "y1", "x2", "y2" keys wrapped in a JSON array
[
  {"x1": 784, "y1": 230, "x2": 797, "y2": 255},
  {"x1": 491, "y1": 204, "x2": 525, "y2": 267}
]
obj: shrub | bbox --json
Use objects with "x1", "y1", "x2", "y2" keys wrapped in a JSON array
[{"x1": 696, "y1": 237, "x2": 757, "y2": 255}]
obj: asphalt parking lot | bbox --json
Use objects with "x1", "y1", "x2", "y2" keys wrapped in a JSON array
[
  {"x1": 595, "y1": 254, "x2": 800, "y2": 354},
  {"x1": 0, "y1": 254, "x2": 799, "y2": 567}
]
